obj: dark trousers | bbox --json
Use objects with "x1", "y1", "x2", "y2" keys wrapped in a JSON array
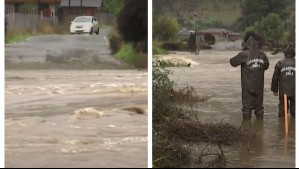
[
  {"x1": 242, "y1": 89, "x2": 264, "y2": 119},
  {"x1": 278, "y1": 96, "x2": 295, "y2": 117}
]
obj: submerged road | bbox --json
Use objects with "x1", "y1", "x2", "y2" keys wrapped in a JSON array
[{"x1": 5, "y1": 29, "x2": 148, "y2": 168}]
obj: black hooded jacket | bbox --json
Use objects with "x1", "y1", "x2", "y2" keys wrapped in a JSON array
[
  {"x1": 271, "y1": 45, "x2": 295, "y2": 97},
  {"x1": 230, "y1": 36, "x2": 269, "y2": 90}
]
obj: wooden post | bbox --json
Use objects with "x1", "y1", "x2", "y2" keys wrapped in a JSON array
[
  {"x1": 284, "y1": 94, "x2": 288, "y2": 134},
  {"x1": 13, "y1": 7, "x2": 15, "y2": 21},
  {"x1": 81, "y1": 0, "x2": 83, "y2": 15}
]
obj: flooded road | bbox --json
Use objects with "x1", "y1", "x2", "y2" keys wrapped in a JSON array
[
  {"x1": 167, "y1": 50, "x2": 295, "y2": 168},
  {"x1": 5, "y1": 29, "x2": 148, "y2": 168}
]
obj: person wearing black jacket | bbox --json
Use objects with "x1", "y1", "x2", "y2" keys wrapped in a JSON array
[
  {"x1": 230, "y1": 36, "x2": 269, "y2": 120},
  {"x1": 271, "y1": 44, "x2": 295, "y2": 117}
]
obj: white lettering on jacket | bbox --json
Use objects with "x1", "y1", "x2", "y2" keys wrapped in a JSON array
[
  {"x1": 246, "y1": 59, "x2": 265, "y2": 68},
  {"x1": 281, "y1": 66, "x2": 295, "y2": 76}
]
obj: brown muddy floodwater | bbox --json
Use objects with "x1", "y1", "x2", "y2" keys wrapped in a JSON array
[
  {"x1": 5, "y1": 32, "x2": 148, "y2": 168},
  {"x1": 5, "y1": 70, "x2": 148, "y2": 168},
  {"x1": 167, "y1": 50, "x2": 295, "y2": 168}
]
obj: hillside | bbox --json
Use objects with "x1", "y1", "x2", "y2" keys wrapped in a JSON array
[
  {"x1": 153, "y1": 0, "x2": 295, "y2": 31},
  {"x1": 153, "y1": 0, "x2": 242, "y2": 25}
]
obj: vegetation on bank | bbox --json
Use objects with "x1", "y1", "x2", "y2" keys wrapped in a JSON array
[
  {"x1": 152, "y1": 58, "x2": 254, "y2": 168},
  {"x1": 5, "y1": 19, "x2": 58, "y2": 44},
  {"x1": 115, "y1": 44, "x2": 147, "y2": 69},
  {"x1": 108, "y1": 0, "x2": 147, "y2": 69},
  {"x1": 5, "y1": 17, "x2": 80, "y2": 44},
  {"x1": 5, "y1": 32, "x2": 32, "y2": 44}
]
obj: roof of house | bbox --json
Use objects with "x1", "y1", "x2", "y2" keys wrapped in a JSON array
[
  {"x1": 60, "y1": 0, "x2": 102, "y2": 7},
  {"x1": 198, "y1": 28, "x2": 239, "y2": 35},
  {"x1": 200, "y1": 28, "x2": 230, "y2": 33}
]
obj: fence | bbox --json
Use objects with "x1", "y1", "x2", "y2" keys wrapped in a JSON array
[
  {"x1": 5, "y1": 7, "x2": 115, "y2": 34},
  {"x1": 5, "y1": 8, "x2": 58, "y2": 34}
]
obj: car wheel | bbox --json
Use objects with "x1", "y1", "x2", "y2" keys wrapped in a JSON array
[
  {"x1": 96, "y1": 28, "x2": 99, "y2": 35},
  {"x1": 90, "y1": 28, "x2": 93, "y2": 35}
]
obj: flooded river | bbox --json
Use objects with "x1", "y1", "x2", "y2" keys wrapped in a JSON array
[
  {"x1": 168, "y1": 50, "x2": 295, "y2": 168},
  {"x1": 5, "y1": 31, "x2": 148, "y2": 168}
]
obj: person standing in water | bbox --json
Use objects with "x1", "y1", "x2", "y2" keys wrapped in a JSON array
[
  {"x1": 271, "y1": 44, "x2": 295, "y2": 117},
  {"x1": 230, "y1": 34, "x2": 269, "y2": 120}
]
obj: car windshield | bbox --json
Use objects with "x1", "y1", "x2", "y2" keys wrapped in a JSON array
[{"x1": 74, "y1": 17, "x2": 91, "y2": 23}]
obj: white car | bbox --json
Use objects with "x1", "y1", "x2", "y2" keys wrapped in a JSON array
[{"x1": 70, "y1": 16, "x2": 99, "y2": 35}]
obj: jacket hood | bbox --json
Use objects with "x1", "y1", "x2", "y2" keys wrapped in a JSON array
[
  {"x1": 284, "y1": 44, "x2": 295, "y2": 58},
  {"x1": 244, "y1": 36, "x2": 258, "y2": 50}
]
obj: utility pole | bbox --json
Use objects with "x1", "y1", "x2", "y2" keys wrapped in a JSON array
[{"x1": 194, "y1": 12, "x2": 197, "y2": 55}]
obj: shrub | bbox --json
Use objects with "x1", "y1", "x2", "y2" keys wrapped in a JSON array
[{"x1": 153, "y1": 16, "x2": 180, "y2": 41}]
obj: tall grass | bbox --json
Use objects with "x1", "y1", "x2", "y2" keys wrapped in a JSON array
[
  {"x1": 5, "y1": 32, "x2": 32, "y2": 44},
  {"x1": 5, "y1": 22, "x2": 57, "y2": 44},
  {"x1": 116, "y1": 43, "x2": 147, "y2": 68},
  {"x1": 116, "y1": 43, "x2": 136, "y2": 64}
]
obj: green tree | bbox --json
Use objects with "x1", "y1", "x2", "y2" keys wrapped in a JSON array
[
  {"x1": 241, "y1": 0, "x2": 288, "y2": 19},
  {"x1": 255, "y1": 13, "x2": 284, "y2": 47},
  {"x1": 117, "y1": 0, "x2": 147, "y2": 52},
  {"x1": 153, "y1": 16, "x2": 180, "y2": 42},
  {"x1": 233, "y1": 0, "x2": 293, "y2": 31},
  {"x1": 17, "y1": 3, "x2": 37, "y2": 13},
  {"x1": 102, "y1": 0, "x2": 123, "y2": 14}
]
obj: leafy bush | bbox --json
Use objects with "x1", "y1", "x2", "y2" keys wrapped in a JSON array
[
  {"x1": 254, "y1": 13, "x2": 284, "y2": 47},
  {"x1": 153, "y1": 16, "x2": 180, "y2": 41},
  {"x1": 117, "y1": 0, "x2": 147, "y2": 47},
  {"x1": 152, "y1": 65, "x2": 175, "y2": 122}
]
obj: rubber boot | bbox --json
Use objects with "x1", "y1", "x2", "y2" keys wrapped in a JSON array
[
  {"x1": 254, "y1": 110, "x2": 264, "y2": 119},
  {"x1": 243, "y1": 111, "x2": 252, "y2": 120}
]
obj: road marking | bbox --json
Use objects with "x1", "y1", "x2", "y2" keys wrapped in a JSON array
[{"x1": 104, "y1": 36, "x2": 109, "y2": 46}]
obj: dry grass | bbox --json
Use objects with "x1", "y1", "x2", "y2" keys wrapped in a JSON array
[
  {"x1": 35, "y1": 22, "x2": 55, "y2": 34},
  {"x1": 170, "y1": 85, "x2": 211, "y2": 104},
  {"x1": 153, "y1": 66, "x2": 254, "y2": 168},
  {"x1": 163, "y1": 118, "x2": 253, "y2": 146}
]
